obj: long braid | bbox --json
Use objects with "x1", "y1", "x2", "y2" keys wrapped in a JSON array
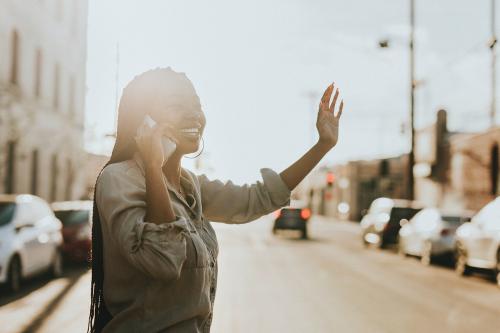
[{"x1": 87, "y1": 168, "x2": 112, "y2": 333}]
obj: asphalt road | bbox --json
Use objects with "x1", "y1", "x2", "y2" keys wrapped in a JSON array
[{"x1": 1, "y1": 216, "x2": 499, "y2": 333}]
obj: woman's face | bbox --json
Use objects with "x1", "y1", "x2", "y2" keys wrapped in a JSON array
[{"x1": 152, "y1": 93, "x2": 206, "y2": 155}]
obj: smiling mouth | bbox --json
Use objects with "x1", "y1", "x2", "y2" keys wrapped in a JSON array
[{"x1": 179, "y1": 127, "x2": 201, "y2": 139}]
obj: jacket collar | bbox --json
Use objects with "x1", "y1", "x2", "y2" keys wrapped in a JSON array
[{"x1": 133, "y1": 152, "x2": 200, "y2": 218}]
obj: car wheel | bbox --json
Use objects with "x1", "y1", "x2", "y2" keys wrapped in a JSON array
[
  {"x1": 7, "y1": 256, "x2": 21, "y2": 293},
  {"x1": 421, "y1": 242, "x2": 433, "y2": 266},
  {"x1": 455, "y1": 246, "x2": 471, "y2": 276},
  {"x1": 378, "y1": 237, "x2": 387, "y2": 249},
  {"x1": 398, "y1": 241, "x2": 407, "y2": 258},
  {"x1": 51, "y1": 249, "x2": 63, "y2": 278},
  {"x1": 300, "y1": 228, "x2": 308, "y2": 240}
]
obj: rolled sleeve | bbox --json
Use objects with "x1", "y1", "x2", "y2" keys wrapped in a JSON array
[
  {"x1": 259, "y1": 168, "x2": 292, "y2": 207},
  {"x1": 97, "y1": 167, "x2": 188, "y2": 281},
  {"x1": 198, "y1": 168, "x2": 291, "y2": 224},
  {"x1": 126, "y1": 216, "x2": 189, "y2": 280}
]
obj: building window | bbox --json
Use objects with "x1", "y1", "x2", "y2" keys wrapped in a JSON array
[
  {"x1": 10, "y1": 30, "x2": 19, "y2": 85},
  {"x1": 31, "y1": 150, "x2": 39, "y2": 195},
  {"x1": 34, "y1": 49, "x2": 42, "y2": 97},
  {"x1": 65, "y1": 159, "x2": 73, "y2": 200},
  {"x1": 5, "y1": 141, "x2": 16, "y2": 194},
  {"x1": 69, "y1": 75, "x2": 76, "y2": 118},
  {"x1": 50, "y1": 155, "x2": 58, "y2": 201},
  {"x1": 491, "y1": 144, "x2": 499, "y2": 196},
  {"x1": 53, "y1": 63, "x2": 60, "y2": 109},
  {"x1": 380, "y1": 160, "x2": 389, "y2": 177}
]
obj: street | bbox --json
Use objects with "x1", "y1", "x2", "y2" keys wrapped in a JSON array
[{"x1": 1, "y1": 216, "x2": 499, "y2": 333}]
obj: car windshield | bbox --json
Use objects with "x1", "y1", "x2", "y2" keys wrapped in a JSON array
[
  {"x1": 54, "y1": 210, "x2": 90, "y2": 226},
  {"x1": 390, "y1": 207, "x2": 420, "y2": 225},
  {"x1": 0, "y1": 202, "x2": 16, "y2": 227}
]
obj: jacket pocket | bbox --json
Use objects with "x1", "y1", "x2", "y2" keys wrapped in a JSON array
[{"x1": 186, "y1": 230, "x2": 210, "y2": 268}]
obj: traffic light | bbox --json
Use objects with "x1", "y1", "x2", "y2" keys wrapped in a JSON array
[{"x1": 326, "y1": 171, "x2": 335, "y2": 187}]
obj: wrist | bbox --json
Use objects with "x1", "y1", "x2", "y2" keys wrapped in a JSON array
[
  {"x1": 145, "y1": 162, "x2": 164, "y2": 174},
  {"x1": 315, "y1": 140, "x2": 334, "y2": 153}
]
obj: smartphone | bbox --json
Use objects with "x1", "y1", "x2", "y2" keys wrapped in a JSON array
[{"x1": 137, "y1": 115, "x2": 177, "y2": 160}]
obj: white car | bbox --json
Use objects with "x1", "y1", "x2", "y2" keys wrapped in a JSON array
[
  {"x1": 455, "y1": 197, "x2": 500, "y2": 287},
  {"x1": 0, "y1": 194, "x2": 63, "y2": 292},
  {"x1": 398, "y1": 208, "x2": 472, "y2": 265}
]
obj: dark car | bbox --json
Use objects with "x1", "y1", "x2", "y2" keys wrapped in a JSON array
[
  {"x1": 51, "y1": 201, "x2": 92, "y2": 263},
  {"x1": 360, "y1": 198, "x2": 423, "y2": 248},
  {"x1": 273, "y1": 200, "x2": 311, "y2": 239}
]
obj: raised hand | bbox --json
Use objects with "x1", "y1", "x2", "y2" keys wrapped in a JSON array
[{"x1": 316, "y1": 83, "x2": 344, "y2": 149}]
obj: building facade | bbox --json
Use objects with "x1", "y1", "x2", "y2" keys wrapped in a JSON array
[
  {"x1": 447, "y1": 127, "x2": 500, "y2": 211},
  {"x1": 306, "y1": 155, "x2": 408, "y2": 221},
  {"x1": 307, "y1": 109, "x2": 500, "y2": 222},
  {"x1": 0, "y1": 0, "x2": 88, "y2": 201}
]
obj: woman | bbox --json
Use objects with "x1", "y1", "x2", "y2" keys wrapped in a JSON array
[{"x1": 88, "y1": 67, "x2": 344, "y2": 333}]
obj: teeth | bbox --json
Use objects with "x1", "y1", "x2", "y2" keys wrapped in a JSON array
[{"x1": 180, "y1": 128, "x2": 199, "y2": 133}]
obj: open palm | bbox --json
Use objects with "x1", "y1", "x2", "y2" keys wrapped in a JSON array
[{"x1": 316, "y1": 83, "x2": 344, "y2": 148}]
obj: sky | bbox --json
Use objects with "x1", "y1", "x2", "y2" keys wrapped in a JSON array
[{"x1": 85, "y1": 0, "x2": 497, "y2": 184}]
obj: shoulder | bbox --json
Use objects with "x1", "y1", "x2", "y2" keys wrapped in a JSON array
[
  {"x1": 182, "y1": 168, "x2": 202, "y2": 191},
  {"x1": 97, "y1": 160, "x2": 145, "y2": 194}
]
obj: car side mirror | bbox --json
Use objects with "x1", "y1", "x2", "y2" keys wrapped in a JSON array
[{"x1": 400, "y1": 219, "x2": 409, "y2": 227}]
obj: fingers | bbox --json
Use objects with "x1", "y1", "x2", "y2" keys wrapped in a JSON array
[
  {"x1": 153, "y1": 123, "x2": 178, "y2": 143},
  {"x1": 319, "y1": 82, "x2": 345, "y2": 118},
  {"x1": 320, "y1": 84, "x2": 334, "y2": 111},
  {"x1": 330, "y1": 88, "x2": 340, "y2": 113},
  {"x1": 336, "y1": 100, "x2": 344, "y2": 118}
]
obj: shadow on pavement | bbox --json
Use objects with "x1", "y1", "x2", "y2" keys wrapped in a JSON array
[
  {"x1": 272, "y1": 232, "x2": 333, "y2": 243},
  {"x1": 0, "y1": 262, "x2": 89, "y2": 307}
]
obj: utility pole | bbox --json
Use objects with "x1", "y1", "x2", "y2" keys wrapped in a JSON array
[
  {"x1": 408, "y1": 0, "x2": 416, "y2": 200},
  {"x1": 491, "y1": 0, "x2": 497, "y2": 127}
]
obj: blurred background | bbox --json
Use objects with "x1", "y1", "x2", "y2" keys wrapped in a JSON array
[{"x1": 1, "y1": 0, "x2": 500, "y2": 332}]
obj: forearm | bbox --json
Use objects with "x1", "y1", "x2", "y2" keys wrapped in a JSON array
[
  {"x1": 145, "y1": 166, "x2": 177, "y2": 224},
  {"x1": 279, "y1": 141, "x2": 332, "y2": 191}
]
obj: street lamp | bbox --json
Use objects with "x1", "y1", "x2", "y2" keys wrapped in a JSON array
[
  {"x1": 490, "y1": 0, "x2": 497, "y2": 127},
  {"x1": 378, "y1": 0, "x2": 416, "y2": 200}
]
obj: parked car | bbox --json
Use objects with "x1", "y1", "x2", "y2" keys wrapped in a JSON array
[
  {"x1": 0, "y1": 194, "x2": 63, "y2": 292},
  {"x1": 361, "y1": 197, "x2": 423, "y2": 248},
  {"x1": 455, "y1": 197, "x2": 500, "y2": 287},
  {"x1": 52, "y1": 201, "x2": 92, "y2": 263},
  {"x1": 398, "y1": 208, "x2": 472, "y2": 265},
  {"x1": 273, "y1": 200, "x2": 311, "y2": 239}
]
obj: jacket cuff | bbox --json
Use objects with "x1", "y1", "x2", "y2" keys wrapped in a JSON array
[
  {"x1": 260, "y1": 168, "x2": 291, "y2": 207},
  {"x1": 131, "y1": 216, "x2": 189, "y2": 253}
]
